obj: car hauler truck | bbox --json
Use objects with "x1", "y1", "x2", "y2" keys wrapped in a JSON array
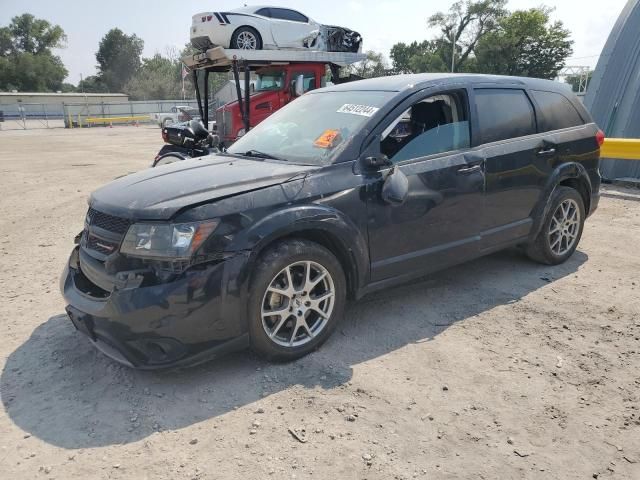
[{"x1": 182, "y1": 46, "x2": 366, "y2": 147}]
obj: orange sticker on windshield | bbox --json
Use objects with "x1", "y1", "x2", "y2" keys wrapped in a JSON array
[{"x1": 314, "y1": 129, "x2": 341, "y2": 149}]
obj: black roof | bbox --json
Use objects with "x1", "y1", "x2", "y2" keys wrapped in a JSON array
[{"x1": 321, "y1": 73, "x2": 572, "y2": 94}]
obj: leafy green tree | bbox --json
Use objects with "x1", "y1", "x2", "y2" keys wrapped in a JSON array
[
  {"x1": 390, "y1": 41, "x2": 447, "y2": 74},
  {"x1": 77, "y1": 75, "x2": 108, "y2": 93},
  {"x1": 428, "y1": 0, "x2": 507, "y2": 72},
  {"x1": 474, "y1": 8, "x2": 573, "y2": 79},
  {"x1": 5, "y1": 13, "x2": 66, "y2": 55},
  {"x1": 124, "y1": 53, "x2": 188, "y2": 100},
  {"x1": 346, "y1": 50, "x2": 388, "y2": 78},
  {"x1": 124, "y1": 45, "x2": 225, "y2": 100},
  {"x1": 565, "y1": 70, "x2": 593, "y2": 93},
  {"x1": 96, "y1": 28, "x2": 144, "y2": 92},
  {"x1": 0, "y1": 14, "x2": 68, "y2": 92},
  {"x1": 60, "y1": 82, "x2": 76, "y2": 93}
]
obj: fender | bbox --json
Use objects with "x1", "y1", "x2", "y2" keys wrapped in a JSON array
[
  {"x1": 528, "y1": 162, "x2": 593, "y2": 242},
  {"x1": 232, "y1": 204, "x2": 370, "y2": 297}
]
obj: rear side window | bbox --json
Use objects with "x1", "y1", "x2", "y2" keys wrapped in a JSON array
[
  {"x1": 475, "y1": 89, "x2": 536, "y2": 144},
  {"x1": 530, "y1": 90, "x2": 584, "y2": 132},
  {"x1": 269, "y1": 8, "x2": 308, "y2": 23},
  {"x1": 255, "y1": 8, "x2": 271, "y2": 17}
]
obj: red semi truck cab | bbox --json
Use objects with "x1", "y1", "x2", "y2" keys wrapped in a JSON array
[{"x1": 216, "y1": 62, "x2": 327, "y2": 145}]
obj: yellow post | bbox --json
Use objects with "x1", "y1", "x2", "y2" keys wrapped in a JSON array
[
  {"x1": 68, "y1": 111, "x2": 73, "y2": 128},
  {"x1": 601, "y1": 138, "x2": 640, "y2": 160}
]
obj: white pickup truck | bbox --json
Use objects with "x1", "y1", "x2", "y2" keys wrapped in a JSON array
[{"x1": 150, "y1": 106, "x2": 200, "y2": 128}]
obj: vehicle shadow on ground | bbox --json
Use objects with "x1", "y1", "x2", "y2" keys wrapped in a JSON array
[{"x1": 1, "y1": 249, "x2": 587, "y2": 449}]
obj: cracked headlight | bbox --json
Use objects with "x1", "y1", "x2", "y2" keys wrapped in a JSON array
[{"x1": 120, "y1": 220, "x2": 220, "y2": 259}]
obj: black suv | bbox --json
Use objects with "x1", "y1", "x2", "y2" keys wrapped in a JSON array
[{"x1": 61, "y1": 73, "x2": 602, "y2": 369}]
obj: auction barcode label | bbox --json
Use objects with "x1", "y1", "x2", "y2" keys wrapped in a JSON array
[{"x1": 337, "y1": 104, "x2": 380, "y2": 117}]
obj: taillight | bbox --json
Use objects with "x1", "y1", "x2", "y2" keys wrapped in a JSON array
[{"x1": 596, "y1": 129, "x2": 605, "y2": 147}]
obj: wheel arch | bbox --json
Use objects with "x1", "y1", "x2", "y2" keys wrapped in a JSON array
[
  {"x1": 230, "y1": 25, "x2": 264, "y2": 49},
  {"x1": 528, "y1": 162, "x2": 593, "y2": 241},
  {"x1": 238, "y1": 208, "x2": 369, "y2": 301},
  {"x1": 558, "y1": 176, "x2": 591, "y2": 216}
]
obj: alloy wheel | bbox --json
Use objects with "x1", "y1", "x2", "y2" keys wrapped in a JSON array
[
  {"x1": 548, "y1": 198, "x2": 580, "y2": 256},
  {"x1": 236, "y1": 31, "x2": 257, "y2": 49},
  {"x1": 261, "y1": 261, "x2": 335, "y2": 347}
]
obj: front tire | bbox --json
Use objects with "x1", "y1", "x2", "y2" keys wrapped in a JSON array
[
  {"x1": 526, "y1": 186, "x2": 585, "y2": 265},
  {"x1": 230, "y1": 27, "x2": 262, "y2": 50},
  {"x1": 248, "y1": 239, "x2": 346, "y2": 361}
]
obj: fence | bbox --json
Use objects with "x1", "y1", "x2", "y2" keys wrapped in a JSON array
[
  {"x1": 0, "y1": 99, "x2": 215, "y2": 130},
  {"x1": 62, "y1": 100, "x2": 201, "y2": 128},
  {"x1": 0, "y1": 102, "x2": 66, "y2": 130}
]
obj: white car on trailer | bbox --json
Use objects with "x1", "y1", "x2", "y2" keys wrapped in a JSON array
[{"x1": 190, "y1": 5, "x2": 362, "y2": 53}]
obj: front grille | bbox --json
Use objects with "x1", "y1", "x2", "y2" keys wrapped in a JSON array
[
  {"x1": 87, "y1": 207, "x2": 131, "y2": 235},
  {"x1": 86, "y1": 235, "x2": 119, "y2": 256},
  {"x1": 83, "y1": 208, "x2": 131, "y2": 260}
]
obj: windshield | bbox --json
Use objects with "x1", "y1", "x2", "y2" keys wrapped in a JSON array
[
  {"x1": 255, "y1": 71, "x2": 285, "y2": 92},
  {"x1": 227, "y1": 91, "x2": 393, "y2": 165}
]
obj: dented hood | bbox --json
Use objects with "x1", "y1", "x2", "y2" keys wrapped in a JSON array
[{"x1": 89, "y1": 154, "x2": 315, "y2": 220}]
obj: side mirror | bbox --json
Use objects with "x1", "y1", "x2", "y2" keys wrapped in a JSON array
[
  {"x1": 294, "y1": 74, "x2": 305, "y2": 97},
  {"x1": 382, "y1": 168, "x2": 409, "y2": 206},
  {"x1": 362, "y1": 155, "x2": 392, "y2": 171}
]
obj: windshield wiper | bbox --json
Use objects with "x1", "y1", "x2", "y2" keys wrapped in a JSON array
[{"x1": 242, "y1": 150, "x2": 284, "y2": 161}]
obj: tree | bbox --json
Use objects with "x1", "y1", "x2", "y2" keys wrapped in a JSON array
[
  {"x1": 390, "y1": 40, "x2": 449, "y2": 74},
  {"x1": 96, "y1": 28, "x2": 144, "y2": 92},
  {"x1": 347, "y1": 50, "x2": 389, "y2": 78},
  {"x1": 123, "y1": 45, "x2": 225, "y2": 100},
  {"x1": 78, "y1": 75, "x2": 108, "y2": 93},
  {"x1": 5, "y1": 13, "x2": 66, "y2": 55},
  {"x1": 428, "y1": 0, "x2": 507, "y2": 72},
  {"x1": 0, "y1": 14, "x2": 68, "y2": 92},
  {"x1": 565, "y1": 70, "x2": 593, "y2": 93},
  {"x1": 60, "y1": 82, "x2": 76, "y2": 93},
  {"x1": 474, "y1": 8, "x2": 573, "y2": 79},
  {"x1": 124, "y1": 53, "x2": 190, "y2": 100}
]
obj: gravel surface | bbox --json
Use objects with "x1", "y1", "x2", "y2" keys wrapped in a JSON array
[{"x1": 1, "y1": 127, "x2": 639, "y2": 479}]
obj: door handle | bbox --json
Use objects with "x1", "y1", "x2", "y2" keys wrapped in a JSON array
[
  {"x1": 457, "y1": 164, "x2": 482, "y2": 175},
  {"x1": 537, "y1": 148, "x2": 556, "y2": 156}
]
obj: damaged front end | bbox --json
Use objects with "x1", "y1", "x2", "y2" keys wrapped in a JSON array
[
  {"x1": 304, "y1": 25, "x2": 363, "y2": 53},
  {"x1": 60, "y1": 206, "x2": 252, "y2": 369}
]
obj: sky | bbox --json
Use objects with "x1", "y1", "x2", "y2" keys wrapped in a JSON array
[{"x1": 0, "y1": 0, "x2": 630, "y2": 84}]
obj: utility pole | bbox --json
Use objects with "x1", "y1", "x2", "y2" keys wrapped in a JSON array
[{"x1": 451, "y1": 31, "x2": 456, "y2": 73}]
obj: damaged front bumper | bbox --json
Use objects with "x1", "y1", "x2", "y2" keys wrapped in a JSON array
[{"x1": 60, "y1": 246, "x2": 251, "y2": 369}]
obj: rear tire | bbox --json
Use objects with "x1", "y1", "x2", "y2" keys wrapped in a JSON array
[
  {"x1": 230, "y1": 27, "x2": 262, "y2": 50},
  {"x1": 526, "y1": 186, "x2": 585, "y2": 265},
  {"x1": 248, "y1": 239, "x2": 346, "y2": 361}
]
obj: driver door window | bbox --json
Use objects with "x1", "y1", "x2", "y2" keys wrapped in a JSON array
[{"x1": 380, "y1": 92, "x2": 470, "y2": 163}]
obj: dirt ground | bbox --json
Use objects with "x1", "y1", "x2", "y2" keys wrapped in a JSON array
[{"x1": 0, "y1": 126, "x2": 638, "y2": 480}]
